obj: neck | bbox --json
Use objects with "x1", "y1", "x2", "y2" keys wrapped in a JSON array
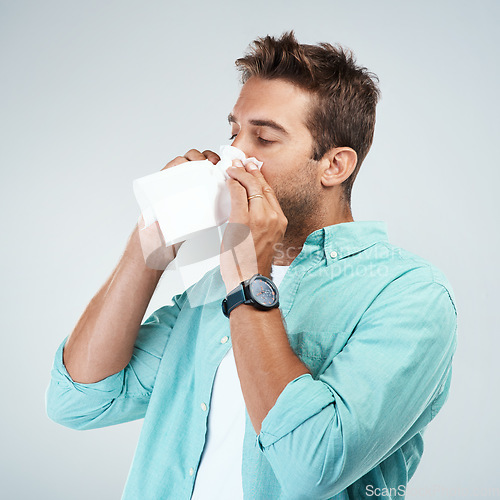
[{"x1": 272, "y1": 206, "x2": 354, "y2": 266}]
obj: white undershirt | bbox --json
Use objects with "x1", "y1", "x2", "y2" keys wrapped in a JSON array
[{"x1": 191, "y1": 265, "x2": 289, "y2": 499}]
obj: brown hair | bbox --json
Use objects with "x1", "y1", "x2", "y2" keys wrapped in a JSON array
[{"x1": 235, "y1": 30, "x2": 381, "y2": 208}]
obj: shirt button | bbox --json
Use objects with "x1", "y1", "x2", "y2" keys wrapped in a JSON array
[
  {"x1": 330, "y1": 251, "x2": 338, "y2": 259},
  {"x1": 220, "y1": 336, "x2": 229, "y2": 344},
  {"x1": 189, "y1": 467, "x2": 194, "y2": 476},
  {"x1": 201, "y1": 402, "x2": 207, "y2": 411}
]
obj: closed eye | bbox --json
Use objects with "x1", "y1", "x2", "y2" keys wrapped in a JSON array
[{"x1": 229, "y1": 134, "x2": 274, "y2": 145}]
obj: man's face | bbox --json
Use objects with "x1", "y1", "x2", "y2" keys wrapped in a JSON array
[{"x1": 228, "y1": 76, "x2": 322, "y2": 230}]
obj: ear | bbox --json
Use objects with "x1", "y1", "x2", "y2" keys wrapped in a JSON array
[{"x1": 319, "y1": 147, "x2": 358, "y2": 188}]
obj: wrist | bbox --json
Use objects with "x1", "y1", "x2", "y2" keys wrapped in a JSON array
[
  {"x1": 224, "y1": 272, "x2": 255, "y2": 295},
  {"x1": 222, "y1": 273, "x2": 279, "y2": 318}
]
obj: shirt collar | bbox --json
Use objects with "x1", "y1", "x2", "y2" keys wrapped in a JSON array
[
  {"x1": 301, "y1": 220, "x2": 389, "y2": 265},
  {"x1": 204, "y1": 220, "x2": 389, "y2": 303}
]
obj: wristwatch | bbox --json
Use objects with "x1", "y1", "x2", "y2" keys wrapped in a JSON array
[{"x1": 222, "y1": 274, "x2": 279, "y2": 318}]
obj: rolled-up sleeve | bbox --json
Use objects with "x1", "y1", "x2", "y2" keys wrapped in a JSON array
[
  {"x1": 45, "y1": 292, "x2": 186, "y2": 431},
  {"x1": 255, "y1": 278, "x2": 458, "y2": 499}
]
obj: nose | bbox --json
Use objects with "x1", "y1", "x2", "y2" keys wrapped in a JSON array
[
  {"x1": 231, "y1": 135, "x2": 255, "y2": 160},
  {"x1": 230, "y1": 134, "x2": 244, "y2": 151}
]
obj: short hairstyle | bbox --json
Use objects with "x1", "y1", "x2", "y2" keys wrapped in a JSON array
[{"x1": 235, "y1": 30, "x2": 381, "y2": 209}]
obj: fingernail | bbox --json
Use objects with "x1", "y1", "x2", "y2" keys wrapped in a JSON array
[{"x1": 247, "y1": 162, "x2": 258, "y2": 170}]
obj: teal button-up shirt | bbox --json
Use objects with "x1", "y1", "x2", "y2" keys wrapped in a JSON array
[{"x1": 45, "y1": 220, "x2": 458, "y2": 499}]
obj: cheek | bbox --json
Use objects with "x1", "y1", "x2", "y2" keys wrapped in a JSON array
[
  {"x1": 258, "y1": 148, "x2": 306, "y2": 190},
  {"x1": 260, "y1": 166, "x2": 277, "y2": 190},
  {"x1": 259, "y1": 160, "x2": 287, "y2": 191},
  {"x1": 259, "y1": 150, "x2": 294, "y2": 176}
]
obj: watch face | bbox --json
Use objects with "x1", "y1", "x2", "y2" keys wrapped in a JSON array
[{"x1": 249, "y1": 278, "x2": 277, "y2": 307}]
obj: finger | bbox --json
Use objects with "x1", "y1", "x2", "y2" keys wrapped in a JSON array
[
  {"x1": 161, "y1": 156, "x2": 189, "y2": 170},
  {"x1": 183, "y1": 149, "x2": 208, "y2": 161},
  {"x1": 226, "y1": 164, "x2": 270, "y2": 224},
  {"x1": 226, "y1": 161, "x2": 266, "y2": 201},
  {"x1": 243, "y1": 161, "x2": 284, "y2": 215},
  {"x1": 226, "y1": 178, "x2": 249, "y2": 220},
  {"x1": 202, "y1": 150, "x2": 221, "y2": 165},
  {"x1": 161, "y1": 148, "x2": 216, "y2": 171}
]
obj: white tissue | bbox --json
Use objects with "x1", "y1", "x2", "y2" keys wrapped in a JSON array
[
  {"x1": 133, "y1": 145, "x2": 263, "y2": 247},
  {"x1": 216, "y1": 145, "x2": 263, "y2": 180}
]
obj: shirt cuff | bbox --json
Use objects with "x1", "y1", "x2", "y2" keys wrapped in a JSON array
[
  {"x1": 256, "y1": 373, "x2": 335, "y2": 451},
  {"x1": 50, "y1": 336, "x2": 125, "y2": 400}
]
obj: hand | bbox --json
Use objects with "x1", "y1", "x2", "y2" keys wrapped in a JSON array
[
  {"x1": 160, "y1": 148, "x2": 221, "y2": 171},
  {"x1": 220, "y1": 159, "x2": 288, "y2": 293},
  {"x1": 135, "y1": 214, "x2": 183, "y2": 271},
  {"x1": 138, "y1": 148, "x2": 221, "y2": 271}
]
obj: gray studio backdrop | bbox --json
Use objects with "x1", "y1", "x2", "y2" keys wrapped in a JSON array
[{"x1": 1, "y1": 1, "x2": 498, "y2": 499}]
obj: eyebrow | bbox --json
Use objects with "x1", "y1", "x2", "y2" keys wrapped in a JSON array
[{"x1": 227, "y1": 113, "x2": 290, "y2": 136}]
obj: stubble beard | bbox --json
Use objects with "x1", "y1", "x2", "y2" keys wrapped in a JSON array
[{"x1": 272, "y1": 159, "x2": 323, "y2": 244}]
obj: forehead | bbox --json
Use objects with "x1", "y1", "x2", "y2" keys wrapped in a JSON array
[{"x1": 230, "y1": 77, "x2": 313, "y2": 137}]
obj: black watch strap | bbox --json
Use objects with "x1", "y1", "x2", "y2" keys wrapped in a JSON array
[
  {"x1": 221, "y1": 274, "x2": 279, "y2": 318},
  {"x1": 221, "y1": 285, "x2": 247, "y2": 318}
]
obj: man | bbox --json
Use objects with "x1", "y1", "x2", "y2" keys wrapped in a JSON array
[{"x1": 46, "y1": 30, "x2": 457, "y2": 499}]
